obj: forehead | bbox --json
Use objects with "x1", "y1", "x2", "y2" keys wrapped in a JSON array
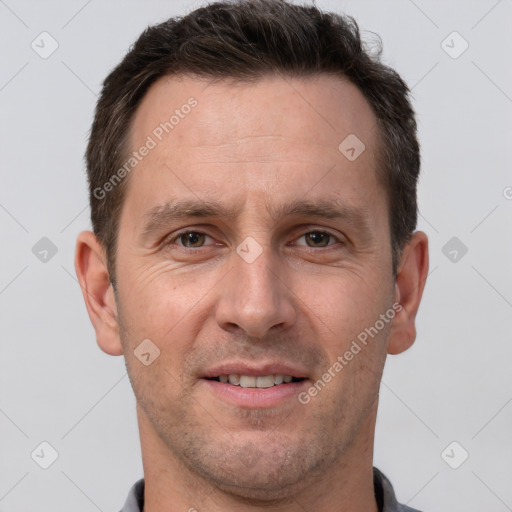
[
  {"x1": 131, "y1": 73, "x2": 378, "y2": 155},
  {"x1": 123, "y1": 73, "x2": 383, "y2": 225}
]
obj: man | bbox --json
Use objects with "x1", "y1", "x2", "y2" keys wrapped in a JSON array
[{"x1": 74, "y1": 0, "x2": 429, "y2": 510}]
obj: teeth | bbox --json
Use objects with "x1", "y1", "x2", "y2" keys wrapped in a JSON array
[
  {"x1": 239, "y1": 375, "x2": 256, "y2": 388},
  {"x1": 217, "y1": 374, "x2": 299, "y2": 388},
  {"x1": 256, "y1": 375, "x2": 275, "y2": 388}
]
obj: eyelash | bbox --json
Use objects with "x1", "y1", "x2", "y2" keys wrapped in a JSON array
[{"x1": 165, "y1": 229, "x2": 343, "y2": 249}]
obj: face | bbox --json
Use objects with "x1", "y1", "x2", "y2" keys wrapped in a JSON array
[{"x1": 104, "y1": 75, "x2": 399, "y2": 498}]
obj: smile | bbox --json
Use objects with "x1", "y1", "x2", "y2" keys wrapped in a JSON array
[{"x1": 207, "y1": 374, "x2": 305, "y2": 388}]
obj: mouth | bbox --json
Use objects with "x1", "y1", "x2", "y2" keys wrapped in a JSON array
[
  {"x1": 200, "y1": 363, "x2": 310, "y2": 408},
  {"x1": 205, "y1": 374, "x2": 306, "y2": 388}
]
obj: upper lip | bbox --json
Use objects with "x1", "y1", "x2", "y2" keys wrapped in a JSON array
[{"x1": 202, "y1": 361, "x2": 309, "y2": 379}]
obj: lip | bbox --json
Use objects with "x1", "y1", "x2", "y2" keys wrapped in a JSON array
[
  {"x1": 201, "y1": 378, "x2": 309, "y2": 408},
  {"x1": 202, "y1": 361, "x2": 308, "y2": 379}
]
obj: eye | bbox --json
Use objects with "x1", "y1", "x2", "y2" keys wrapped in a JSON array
[
  {"x1": 295, "y1": 231, "x2": 339, "y2": 248},
  {"x1": 171, "y1": 231, "x2": 215, "y2": 248}
]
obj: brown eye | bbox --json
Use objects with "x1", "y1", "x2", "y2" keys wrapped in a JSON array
[
  {"x1": 178, "y1": 232, "x2": 207, "y2": 247},
  {"x1": 302, "y1": 232, "x2": 334, "y2": 247}
]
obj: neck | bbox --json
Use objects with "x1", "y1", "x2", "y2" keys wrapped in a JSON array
[{"x1": 138, "y1": 402, "x2": 378, "y2": 512}]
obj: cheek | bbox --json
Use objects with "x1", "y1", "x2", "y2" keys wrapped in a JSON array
[
  {"x1": 294, "y1": 270, "x2": 392, "y2": 404},
  {"x1": 294, "y1": 267, "x2": 393, "y2": 347},
  {"x1": 115, "y1": 260, "x2": 219, "y2": 389},
  {"x1": 116, "y1": 260, "x2": 207, "y2": 337}
]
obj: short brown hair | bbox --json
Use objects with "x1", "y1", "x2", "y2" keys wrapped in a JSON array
[{"x1": 86, "y1": 0, "x2": 420, "y2": 285}]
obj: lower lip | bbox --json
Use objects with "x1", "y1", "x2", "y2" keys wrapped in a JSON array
[{"x1": 201, "y1": 379, "x2": 309, "y2": 408}]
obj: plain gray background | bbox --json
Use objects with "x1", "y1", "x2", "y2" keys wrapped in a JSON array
[{"x1": 1, "y1": 0, "x2": 511, "y2": 510}]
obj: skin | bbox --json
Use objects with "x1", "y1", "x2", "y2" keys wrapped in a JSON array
[{"x1": 75, "y1": 74, "x2": 428, "y2": 512}]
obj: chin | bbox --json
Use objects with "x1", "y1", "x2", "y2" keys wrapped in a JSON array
[
  {"x1": 200, "y1": 460, "x2": 310, "y2": 503},
  {"x1": 180, "y1": 435, "x2": 339, "y2": 504}
]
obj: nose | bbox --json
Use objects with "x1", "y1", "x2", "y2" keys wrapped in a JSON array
[{"x1": 214, "y1": 246, "x2": 297, "y2": 339}]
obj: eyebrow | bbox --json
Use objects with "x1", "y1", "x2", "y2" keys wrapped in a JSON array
[{"x1": 140, "y1": 197, "x2": 372, "y2": 242}]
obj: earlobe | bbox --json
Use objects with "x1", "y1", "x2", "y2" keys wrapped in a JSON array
[
  {"x1": 74, "y1": 231, "x2": 123, "y2": 356},
  {"x1": 388, "y1": 231, "x2": 429, "y2": 355}
]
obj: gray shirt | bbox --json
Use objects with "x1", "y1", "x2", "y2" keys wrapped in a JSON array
[{"x1": 119, "y1": 467, "x2": 422, "y2": 512}]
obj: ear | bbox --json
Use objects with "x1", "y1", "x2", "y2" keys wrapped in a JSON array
[
  {"x1": 388, "y1": 231, "x2": 429, "y2": 355},
  {"x1": 74, "y1": 231, "x2": 123, "y2": 356}
]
